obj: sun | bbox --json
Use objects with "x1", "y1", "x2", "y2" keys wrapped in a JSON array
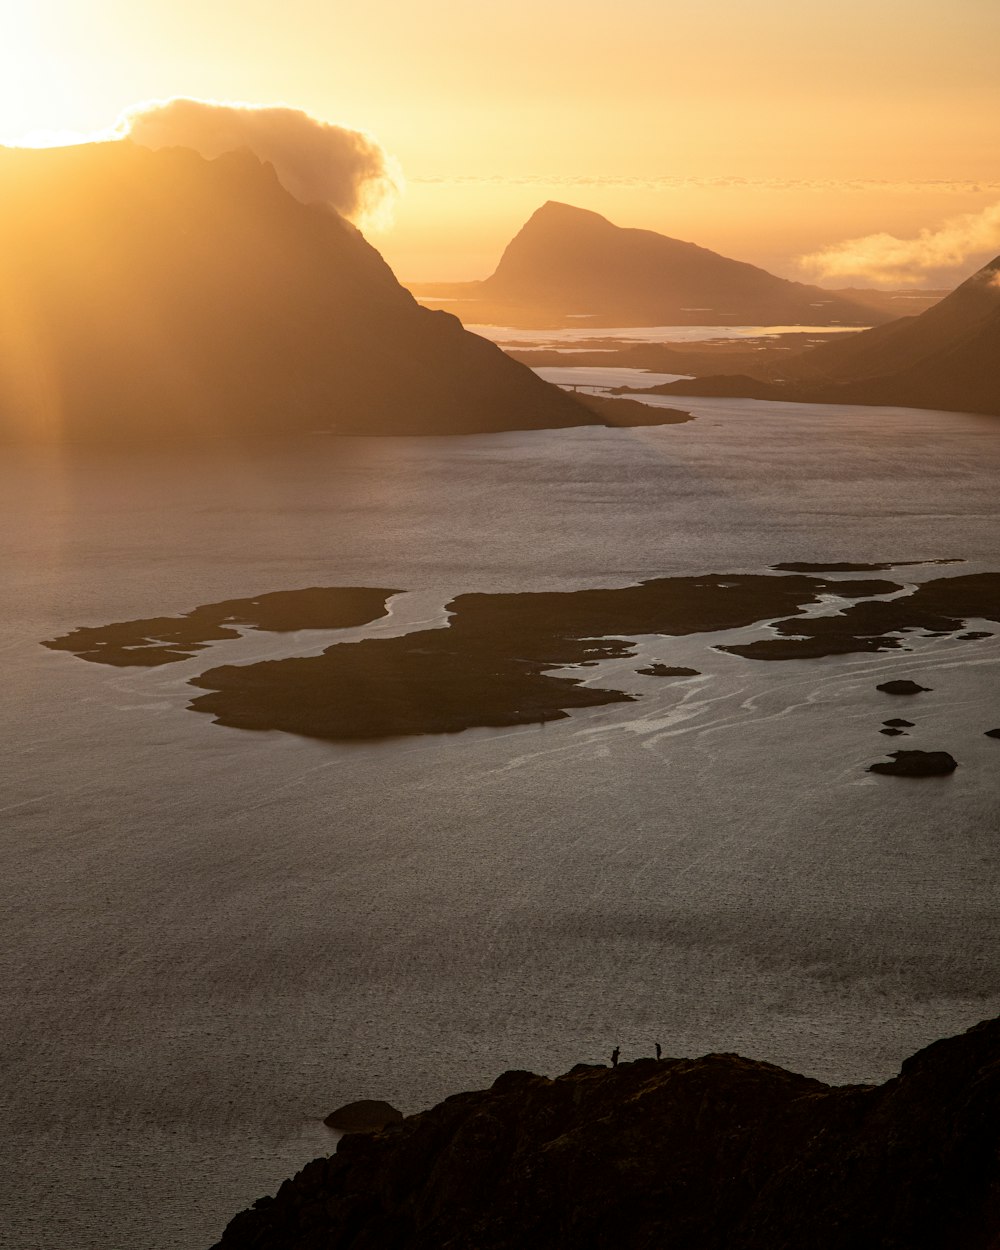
[{"x1": 0, "y1": 4, "x2": 110, "y2": 147}]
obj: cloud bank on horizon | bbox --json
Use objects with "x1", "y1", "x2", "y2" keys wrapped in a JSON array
[
  {"x1": 120, "y1": 98, "x2": 401, "y2": 228},
  {"x1": 800, "y1": 202, "x2": 1000, "y2": 286}
]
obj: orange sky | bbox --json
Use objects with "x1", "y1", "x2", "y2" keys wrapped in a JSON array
[{"x1": 3, "y1": 0, "x2": 999, "y2": 284}]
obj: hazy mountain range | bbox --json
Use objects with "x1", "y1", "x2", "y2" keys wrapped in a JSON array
[
  {"x1": 413, "y1": 202, "x2": 940, "y2": 328},
  {"x1": 2, "y1": 143, "x2": 989, "y2": 437},
  {"x1": 644, "y1": 253, "x2": 1000, "y2": 416},
  {"x1": 0, "y1": 143, "x2": 599, "y2": 442}
]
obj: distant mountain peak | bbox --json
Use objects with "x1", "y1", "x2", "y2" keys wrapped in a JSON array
[
  {"x1": 531, "y1": 200, "x2": 613, "y2": 223},
  {"x1": 478, "y1": 201, "x2": 885, "y2": 327}
]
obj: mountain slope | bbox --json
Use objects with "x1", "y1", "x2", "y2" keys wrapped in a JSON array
[
  {"x1": 211, "y1": 1015, "x2": 1000, "y2": 1249},
  {"x1": 650, "y1": 254, "x2": 1000, "y2": 415},
  {"x1": 414, "y1": 202, "x2": 889, "y2": 327},
  {"x1": 792, "y1": 255, "x2": 1000, "y2": 413},
  {"x1": 0, "y1": 143, "x2": 595, "y2": 441}
]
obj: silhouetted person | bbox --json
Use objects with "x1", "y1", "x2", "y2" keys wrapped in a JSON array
[
  {"x1": 655, "y1": 1042, "x2": 662, "y2": 1060},
  {"x1": 611, "y1": 1046, "x2": 620, "y2": 1068}
]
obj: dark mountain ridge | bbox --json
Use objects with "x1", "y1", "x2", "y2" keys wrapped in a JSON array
[
  {"x1": 787, "y1": 254, "x2": 1000, "y2": 383},
  {"x1": 0, "y1": 143, "x2": 600, "y2": 441},
  {"x1": 211, "y1": 1013, "x2": 1000, "y2": 1249},
  {"x1": 413, "y1": 201, "x2": 896, "y2": 328},
  {"x1": 646, "y1": 253, "x2": 1000, "y2": 415}
]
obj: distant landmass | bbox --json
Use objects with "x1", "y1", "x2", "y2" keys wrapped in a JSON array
[
  {"x1": 0, "y1": 145, "x2": 666, "y2": 442},
  {"x1": 640, "y1": 253, "x2": 1000, "y2": 416},
  {"x1": 412, "y1": 201, "x2": 925, "y2": 328},
  {"x1": 211, "y1": 1013, "x2": 1000, "y2": 1249}
]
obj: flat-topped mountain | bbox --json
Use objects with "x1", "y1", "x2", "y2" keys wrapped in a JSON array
[
  {"x1": 413, "y1": 201, "x2": 892, "y2": 328},
  {"x1": 211, "y1": 1014, "x2": 1000, "y2": 1249},
  {"x1": 0, "y1": 144, "x2": 596, "y2": 441}
]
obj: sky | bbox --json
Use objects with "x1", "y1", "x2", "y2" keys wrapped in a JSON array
[{"x1": 2, "y1": 0, "x2": 999, "y2": 285}]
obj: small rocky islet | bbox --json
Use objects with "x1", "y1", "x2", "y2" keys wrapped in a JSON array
[
  {"x1": 877, "y1": 679, "x2": 932, "y2": 696},
  {"x1": 635, "y1": 663, "x2": 701, "y2": 677},
  {"x1": 323, "y1": 1100, "x2": 403, "y2": 1134},
  {"x1": 868, "y1": 750, "x2": 959, "y2": 778}
]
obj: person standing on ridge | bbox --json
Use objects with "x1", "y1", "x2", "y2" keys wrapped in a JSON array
[
  {"x1": 611, "y1": 1046, "x2": 620, "y2": 1067},
  {"x1": 655, "y1": 1042, "x2": 662, "y2": 1060}
]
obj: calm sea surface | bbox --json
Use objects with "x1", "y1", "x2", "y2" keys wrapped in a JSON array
[{"x1": 2, "y1": 391, "x2": 999, "y2": 1247}]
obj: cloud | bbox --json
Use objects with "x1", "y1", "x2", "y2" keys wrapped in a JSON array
[
  {"x1": 799, "y1": 202, "x2": 1000, "y2": 285},
  {"x1": 412, "y1": 173, "x2": 1000, "y2": 195},
  {"x1": 119, "y1": 98, "x2": 401, "y2": 228}
]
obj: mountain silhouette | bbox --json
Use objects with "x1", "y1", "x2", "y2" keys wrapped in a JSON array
[
  {"x1": 414, "y1": 202, "x2": 892, "y2": 328},
  {"x1": 650, "y1": 253, "x2": 1000, "y2": 416},
  {"x1": 212, "y1": 1015, "x2": 1000, "y2": 1250},
  {"x1": 789, "y1": 254, "x2": 1000, "y2": 410},
  {"x1": 0, "y1": 144, "x2": 595, "y2": 442}
]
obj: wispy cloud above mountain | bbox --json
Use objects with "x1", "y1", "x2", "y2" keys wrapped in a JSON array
[
  {"x1": 799, "y1": 203, "x2": 1000, "y2": 285},
  {"x1": 121, "y1": 98, "x2": 401, "y2": 227},
  {"x1": 412, "y1": 174, "x2": 1000, "y2": 195}
]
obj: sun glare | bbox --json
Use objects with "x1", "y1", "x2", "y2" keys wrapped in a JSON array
[
  {"x1": 0, "y1": 126, "x2": 121, "y2": 150},
  {"x1": 0, "y1": 4, "x2": 112, "y2": 148}
]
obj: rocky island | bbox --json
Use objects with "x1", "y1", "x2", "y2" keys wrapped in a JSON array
[
  {"x1": 43, "y1": 587, "x2": 401, "y2": 666},
  {"x1": 43, "y1": 566, "x2": 1000, "y2": 743},
  {"x1": 868, "y1": 750, "x2": 959, "y2": 777},
  {"x1": 720, "y1": 572, "x2": 1000, "y2": 662}
]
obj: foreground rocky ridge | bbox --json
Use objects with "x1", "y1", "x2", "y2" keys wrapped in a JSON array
[{"x1": 212, "y1": 1015, "x2": 1000, "y2": 1249}]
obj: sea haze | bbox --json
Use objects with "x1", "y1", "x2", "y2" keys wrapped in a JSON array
[
  {"x1": 2, "y1": 392, "x2": 999, "y2": 1248},
  {"x1": 468, "y1": 322, "x2": 868, "y2": 347}
]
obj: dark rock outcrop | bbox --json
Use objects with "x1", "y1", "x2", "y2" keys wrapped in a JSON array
[
  {"x1": 572, "y1": 392, "x2": 691, "y2": 426},
  {"x1": 772, "y1": 560, "x2": 960, "y2": 573},
  {"x1": 211, "y1": 1015, "x2": 1000, "y2": 1250},
  {"x1": 883, "y1": 718, "x2": 915, "y2": 727},
  {"x1": 868, "y1": 750, "x2": 958, "y2": 777},
  {"x1": 324, "y1": 1101, "x2": 403, "y2": 1134},
  {"x1": 42, "y1": 587, "x2": 399, "y2": 666},
  {"x1": 0, "y1": 143, "x2": 596, "y2": 442},
  {"x1": 985, "y1": 728, "x2": 1000, "y2": 740},
  {"x1": 877, "y1": 680, "x2": 931, "y2": 695},
  {"x1": 722, "y1": 573, "x2": 1000, "y2": 662},
  {"x1": 635, "y1": 663, "x2": 700, "y2": 677}
]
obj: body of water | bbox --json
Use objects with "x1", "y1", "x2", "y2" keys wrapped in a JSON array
[{"x1": 2, "y1": 393, "x2": 999, "y2": 1247}]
